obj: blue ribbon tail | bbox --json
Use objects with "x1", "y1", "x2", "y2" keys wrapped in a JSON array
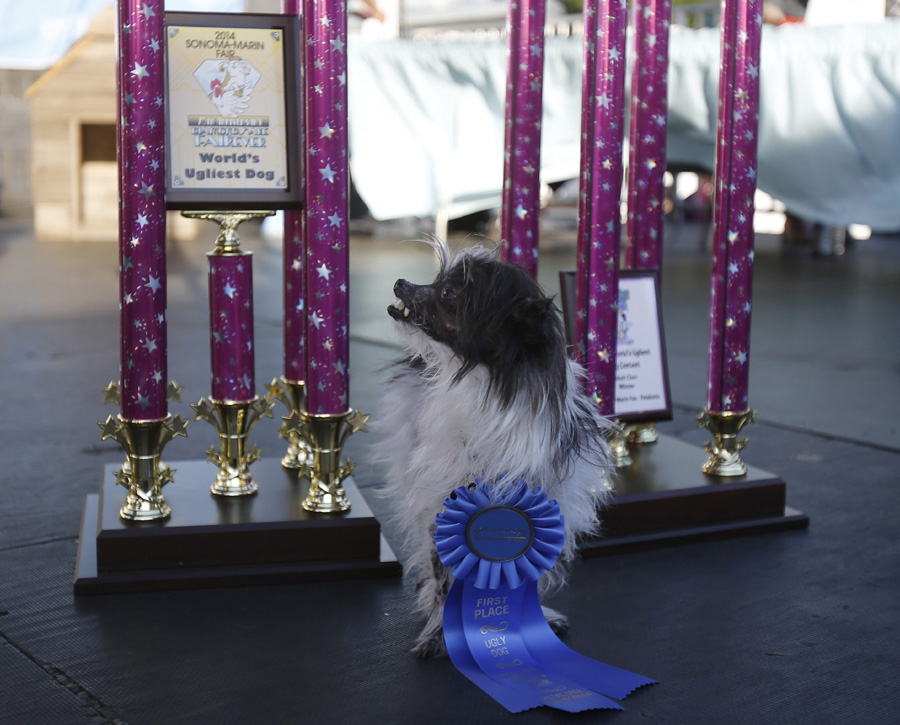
[
  {"x1": 520, "y1": 585, "x2": 658, "y2": 700},
  {"x1": 455, "y1": 580, "x2": 623, "y2": 713},
  {"x1": 444, "y1": 581, "x2": 543, "y2": 713}
]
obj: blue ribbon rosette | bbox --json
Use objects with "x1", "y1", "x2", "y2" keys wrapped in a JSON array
[{"x1": 435, "y1": 479, "x2": 655, "y2": 714}]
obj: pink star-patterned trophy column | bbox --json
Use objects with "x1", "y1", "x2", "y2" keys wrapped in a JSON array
[
  {"x1": 98, "y1": 0, "x2": 188, "y2": 522},
  {"x1": 304, "y1": 0, "x2": 349, "y2": 418},
  {"x1": 622, "y1": 0, "x2": 672, "y2": 446},
  {"x1": 272, "y1": 0, "x2": 314, "y2": 472},
  {"x1": 575, "y1": 0, "x2": 629, "y2": 465},
  {"x1": 280, "y1": 0, "x2": 369, "y2": 513},
  {"x1": 208, "y1": 252, "x2": 255, "y2": 406},
  {"x1": 699, "y1": 0, "x2": 762, "y2": 476},
  {"x1": 499, "y1": 0, "x2": 546, "y2": 278},
  {"x1": 625, "y1": 0, "x2": 672, "y2": 272},
  {"x1": 117, "y1": 0, "x2": 167, "y2": 425}
]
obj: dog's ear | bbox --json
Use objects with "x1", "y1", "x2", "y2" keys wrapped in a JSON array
[{"x1": 512, "y1": 297, "x2": 555, "y2": 346}]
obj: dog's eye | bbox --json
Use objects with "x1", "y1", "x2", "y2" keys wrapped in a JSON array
[{"x1": 440, "y1": 285, "x2": 458, "y2": 301}]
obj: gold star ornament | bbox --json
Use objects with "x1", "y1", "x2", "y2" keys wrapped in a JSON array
[
  {"x1": 191, "y1": 399, "x2": 218, "y2": 424},
  {"x1": 167, "y1": 381, "x2": 184, "y2": 403},
  {"x1": 167, "y1": 415, "x2": 189, "y2": 439},
  {"x1": 102, "y1": 381, "x2": 120, "y2": 405},
  {"x1": 346, "y1": 409, "x2": 371, "y2": 434},
  {"x1": 98, "y1": 415, "x2": 124, "y2": 443}
]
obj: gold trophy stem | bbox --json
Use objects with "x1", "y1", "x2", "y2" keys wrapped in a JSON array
[
  {"x1": 625, "y1": 422, "x2": 659, "y2": 444},
  {"x1": 191, "y1": 395, "x2": 275, "y2": 496},
  {"x1": 98, "y1": 382, "x2": 188, "y2": 521},
  {"x1": 698, "y1": 409, "x2": 756, "y2": 477},
  {"x1": 211, "y1": 400, "x2": 259, "y2": 496},
  {"x1": 280, "y1": 407, "x2": 369, "y2": 514},
  {"x1": 279, "y1": 379, "x2": 314, "y2": 471},
  {"x1": 304, "y1": 411, "x2": 354, "y2": 513},
  {"x1": 119, "y1": 418, "x2": 172, "y2": 520},
  {"x1": 610, "y1": 424, "x2": 633, "y2": 468}
]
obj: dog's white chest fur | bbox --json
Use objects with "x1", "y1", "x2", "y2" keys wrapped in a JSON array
[{"x1": 376, "y1": 328, "x2": 611, "y2": 581}]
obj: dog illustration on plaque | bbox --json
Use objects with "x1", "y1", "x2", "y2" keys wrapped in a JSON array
[
  {"x1": 193, "y1": 59, "x2": 260, "y2": 118},
  {"x1": 618, "y1": 287, "x2": 634, "y2": 346},
  {"x1": 375, "y1": 240, "x2": 615, "y2": 657}
]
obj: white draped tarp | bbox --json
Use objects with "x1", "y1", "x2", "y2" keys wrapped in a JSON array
[{"x1": 348, "y1": 21, "x2": 900, "y2": 230}]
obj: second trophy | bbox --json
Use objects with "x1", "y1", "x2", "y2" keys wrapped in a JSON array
[{"x1": 188, "y1": 211, "x2": 275, "y2": 496}]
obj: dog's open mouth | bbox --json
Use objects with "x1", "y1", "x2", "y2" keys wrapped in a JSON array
[
  {"x1": 388, "y1": 279, "x2": 416, "y2": 323},
  {"x1": 387, "y1": 295, "x2": 413, "y2": 322}
]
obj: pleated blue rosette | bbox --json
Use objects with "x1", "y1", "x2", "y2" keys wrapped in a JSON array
[
  {"x1": 434, "y1": 480, "x2": 565, "y2": 590},
  {"x1": 435, "y1": 479, "x2": 656, "y2": 714}
]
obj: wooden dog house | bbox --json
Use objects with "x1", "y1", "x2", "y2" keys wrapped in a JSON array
[
  {"x1": 26, "y1": 7, "x2": 117, "y2": 241},
  {"x1": 25, "y1": 7, "x2": 196, "y2": 242}
]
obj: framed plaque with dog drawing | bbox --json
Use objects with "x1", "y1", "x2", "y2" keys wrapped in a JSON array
[
  {"x1": 164, "y1": 12, "x2": 302, "y2": 209},
  {"x1": 559, "y1": 269, "x2": 672, "y2": 423}
]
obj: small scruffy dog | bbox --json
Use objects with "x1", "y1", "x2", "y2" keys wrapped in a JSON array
[{"x1": 376, "y1": 241, "x2": 614, "y2": 658}]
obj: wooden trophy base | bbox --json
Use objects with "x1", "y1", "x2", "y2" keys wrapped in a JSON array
[
  {"x1": 580, "y1": 434, "x2": 809, "y2": 556},
  {"x1": 74, "y1": 459, "x2": 402, "y2": 595}
]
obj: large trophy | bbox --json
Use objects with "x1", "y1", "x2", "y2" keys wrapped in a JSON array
[
  {"x1": 75, "y1": 0, "x2": 399, "y2": 595},
  {"x1": 567, "y1": 0, "x2": 808, "y2": 557}
]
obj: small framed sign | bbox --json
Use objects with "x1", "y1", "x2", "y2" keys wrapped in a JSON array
[
  {"x1": 559, "y1": 269, "x2": 673, "y2": 423},
  {"x1": 164, "y1": 12, "x2": 302, "y2": 209}
]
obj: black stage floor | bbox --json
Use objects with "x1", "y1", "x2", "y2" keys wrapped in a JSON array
[{"x1": 1, "y1": 216, "x2": 898, "y2": 724}]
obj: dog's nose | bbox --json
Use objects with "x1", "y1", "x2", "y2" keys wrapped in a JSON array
[{"x1": 394, "y1": 279, "x2": 430, "y2": 304}]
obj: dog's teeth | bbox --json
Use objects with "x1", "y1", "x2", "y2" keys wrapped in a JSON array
[
  {"x1": 403, "y1": 308, "x2": 411, "y2": 318},
  {"x1": 393, "y1": 298, "x2": 405, "y2": 310}
]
